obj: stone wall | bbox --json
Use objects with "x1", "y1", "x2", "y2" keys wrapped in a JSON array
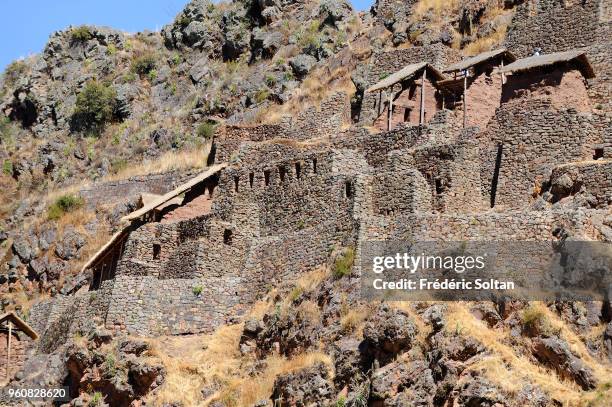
[
  {"x1": 480, "y1": 98, "x2": 607, "y2": 209},
  {"x1": 79, "y1": 169, "x2": 198, "y2": 209},
  {"x1": 505, "y1": 0, "x2": 603, "y2": 58},
  {"x1": 549, "y1": 160, "x2": 612, "y2": 208},
  {"x1": 286, "y1": 92, "x2": 351, "y2": 139},
  {"x1": 412, "y1": 140, "x2": 485, "y2": 213},
  {"x1": 362, "y1": 208, "x2": 607, "y2": 242},
  {"x1": 371, "y1": 169, "x2": 432, "y2": 215},
  {"x1": 214, "y1": 92, "x2": 351, "y2": 163},
  {"x1": 501, "y1": 68, "x2": 592, "y2": 112},
  {"x1": 213, "y1": 124, "x2": 288, "y2": 163}
]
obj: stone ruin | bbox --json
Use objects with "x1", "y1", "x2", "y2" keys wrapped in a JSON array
[{"x1": 24, "y1": 44, "x2": 610, "y2": 356}]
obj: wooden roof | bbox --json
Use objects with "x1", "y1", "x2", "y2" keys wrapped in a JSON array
[
  {"x1": 122, "y1": 163, "x2": 226, "y2": 222},
  {"x1": 80, "y1": 227, "x2": 130, "y2": 273},
  {"x1": 366, "y1": 63, "x2": 446, "y2": 93},
  {"x1": 444, "y1": 48, "x2": 516, "y2": 73},
  {"x1": 0, "y1": 312, "x2": 38, "y2": 340},
  {"x1": 498, "y1": 50, "x2": 595, "y2": 79},
  {"x1": 81, "y1": 164, "x2": 226, "y2": 273}
]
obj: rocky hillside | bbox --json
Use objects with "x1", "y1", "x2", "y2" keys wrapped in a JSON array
[{"x1": 0, "y1": 0, "x2": 611, "y2": 406}]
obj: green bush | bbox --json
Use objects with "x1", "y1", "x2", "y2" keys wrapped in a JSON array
[
  {"x1": 2, "y1": 160, "x2": 12, "y2": 175},
  {"x1": 192, "y1": 285, "x2": 203, "y2": 296},
  {"x1": 89, "y1": 392, "x2": 104, "y2": 407},
  {"x1": 196, "y1": 122, "x2": 216, "y2": 139},
  {"x1": 132, "y1": 54, "x2": 157, "y2": 76},
  {"x1": 106, "y1": 44, "x2": 117, "y2": 55},
  {"x1": 48, "y1": 194, "x2": 84, "y2": 220},
  {"x1": 332, "y1": 247, "x2": 355, "y2": 279},
  {"x1": 72, "y1": 80, "x2": 117, "y2": 134},
  {"x1": 265, "y1": 75, "x2": 276, "y2": 87},
  {"x1": 71, "y1": 26, "x2": 93, "y2": 43},
  {"x1": 254, "y1": 89, "x2": 270, "y2": 104},
  {"x1": 102, "y1": 353, "x2": 117, "y2": 378}
]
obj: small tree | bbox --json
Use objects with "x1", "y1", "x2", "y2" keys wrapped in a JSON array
[{"x1": 72, "y1": 80, "x2": 117, "y2": 134}]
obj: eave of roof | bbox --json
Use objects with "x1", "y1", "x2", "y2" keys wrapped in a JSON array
[
  {"x1": 0, "y1": 312, "x2": 39, "y2": 340},
  {"x1": 444, "y1": 48, "x2": 516, "y2": 73},
  {"x1": 498, "y1": 49, "x2": 595, "y2": 78},
  {"x1": 122, "y1": 163, "x2": 226, "y2": 222},
  {"x1": 366, "y1": 63, "x2": 446, "y2": 93}
]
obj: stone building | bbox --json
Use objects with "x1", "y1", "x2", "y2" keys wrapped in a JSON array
[
  {"x1": 365, "y1": 63, "x2": 446, "y2": 131},
  {"x1": 24, "y1": 40, "x2": 610, "y2": 356},
  {"x1": 440, "y1": 48, "x2": 517, "y2": 129},
  {"x1": 499, "y1": 49, "x2": 596, "y2": 112}
]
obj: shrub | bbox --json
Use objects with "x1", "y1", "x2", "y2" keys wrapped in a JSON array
[
  {"x1": 132, "y1": 54, "x2": 157, "y2": 76},
  {"x1": 72, "y1": 80, "x2": 117, "y2": 134},
  {"x1": 2, "y1": 160, "x2": 12, "y2": 175},
  {"x1": 332, "y1": 247, "x2": 355, "y2": 279},
  {"x1": 71, "y1": 26, "x2": 93, "y2": 43},
  {"x1": 289, "y1": 286, "x2": 304, "y2": 302},
  {"x1": 521, "y1": 305, "x2": 557, "y2": 336},
  {"x1": 110, "y1": 158, "x2": 128, "y2": 174},
  {"x1": 3, "y1": 60, "x2": 28, "y2": 87},
  {"x1": 192, "y1": 285, "x2": 203, "y2": 296},
  {"x1": 265, "y1": 75, "x2": 276, "y2": 87},
  {"x1": 106, "y1": 44, "x2": 117, "y2": 55},
  {"x1": 89, "y1": 392, "x2": 104, "y2": 407},
  {"x1": 254, "y1": 89, "x2": 270, "y2": 104},
  {"x1": 147, "y1": 69, "x2": 158, "y2": 82},
  {"x1": 196, "y1": 122, "x2": 216, "y2": 139},
  {"x1": 102, "y1": 353, "x2": 117, "y2": 378},
  {"x1": 48, "y1": 194, "x2": 84, "y2": 220}
]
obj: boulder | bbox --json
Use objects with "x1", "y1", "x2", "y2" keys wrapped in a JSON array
[
  {"x1": 270, "y1": 362, "x2": 334, "y2": 406},
  {"x1": 454, "y1": 374, "x2": 506, "y2": 406},
  {"x1": 188, "y1": 58, "x2": 211, "y2": 84},
  {"x1": 128, "y1": 359, "x2": 166, "y2": 396},
  {"x1": 289, "y1": 54, "x2": 317, "y2": 78},
  {"x1": 255, "y1": 307, "x2": 320, "y2": 356},
  {"x1": 331, "y1": 337, "x2": 368, "y2": 389},
  {"x1": 370, "y1": 360, "x2": 436, "y2": 405},
  {"x1": 13, "y1": 238, "x2": 34, "y2": 262},
  {"x1": 118, "y1": 339, "x2": 150, "y2": 356},
  {"x1": 532, "y1": 336, "x2": 597, "y2": 390},
  {"x1": 362, "y1": 305, "x2": 417, "y2": 363},
  {"x1": 55, "y1": 230, "x2": 86, "y2": 260},
  {"x1": 251, "y1": 28, "x2": 283, "y2": 60}
]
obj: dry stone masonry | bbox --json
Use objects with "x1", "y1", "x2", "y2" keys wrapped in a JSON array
[{"x1": 27, "y1": 45, "x2": 611, "y2": 354}]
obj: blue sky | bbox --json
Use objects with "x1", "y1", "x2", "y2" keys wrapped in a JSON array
[{"x1": 0, "y1": 0, "x2": 375, "y2": 72}]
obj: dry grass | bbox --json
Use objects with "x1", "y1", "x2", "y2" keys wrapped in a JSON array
[
  {"x1": 44, "y1": 144, "x2": 211, "y2": 205},
  {"x1": 148, "y1": 324, "x2": 333, "y2": 406},
  {"x1": 445, "y1": 302, "x2": 612, "y2": 406},
  {"x1": 257, "y1": 66, "x2": 355, "y2": 125},
  {"x1": 463, "y1": 23, "x2": 509, "y2": 55},
  {"x1": 100, "y1": 143, "x2": 211, "y2": 182},
  {"x1": 413, "y1": 0, "x2": 461, "y2": 20},
  {"x1": 340, "y1": 307, "x2": 369, "y2": 335}
]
